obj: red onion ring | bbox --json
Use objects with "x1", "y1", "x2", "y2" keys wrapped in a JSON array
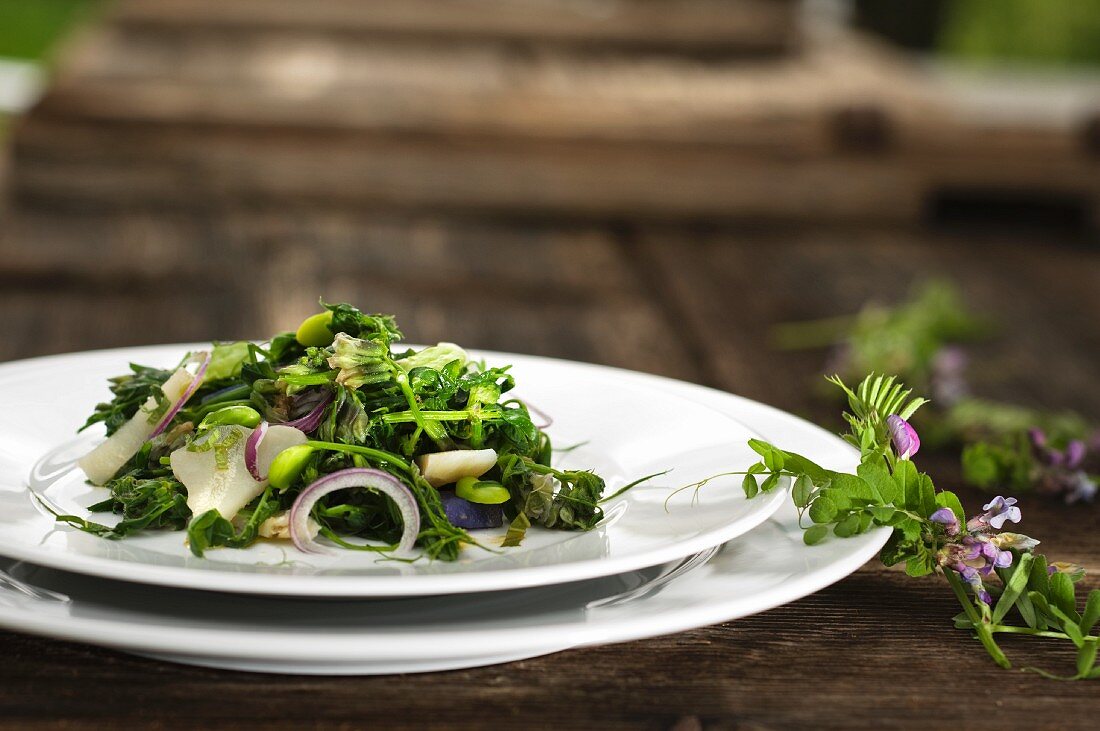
[
  {"x1": 289, "y1": 468, "x2": 420, "y2": 556},
  {"x1": 149, "y1": 351, "x2": 212, "y2": 439},
  {"x1": 244, "y1": 421, "x2": 269, "y2": 481},
  {"x1": 284, "y1": 392, "x2": 334, "y2": 434}
]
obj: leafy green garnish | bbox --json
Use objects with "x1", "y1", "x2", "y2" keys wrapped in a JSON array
[
  {"x1": 203, "y1": 341, "x2": 250, "y2": 383},
  {"x1": 689, "y1": 372, "x2": 1099, "y2": 679},
  {"x1": 324, "y1": 301, "x2": 402, "y2": 345},
  {"x1": 186, "y1": 486, "x2": 282, "y2": 557},
  {"x1": 80, "y1": 363, "x2": 174, "y2": 436},
  {"x1": 52, "y1": 475, "x2": 191, "y2": 538}
]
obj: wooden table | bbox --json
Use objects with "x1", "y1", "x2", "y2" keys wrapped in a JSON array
[{"x1": 1, "y1": 205, "x2": 1098, "y2": 728}]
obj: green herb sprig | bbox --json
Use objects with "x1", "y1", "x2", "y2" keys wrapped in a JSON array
[{"x1": 687, "y1": 373, "x2": 1099, "y2": 678}]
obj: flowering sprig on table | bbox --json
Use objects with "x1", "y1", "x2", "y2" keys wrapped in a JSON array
[
  {"x1": 776, "y1": 279, "x2": 1098, "y2": 503},
  {"x1": 962, "y1": 428, "x2": 1098, "y2": 505},
  {"x1": 688, "y1": 373, "x2": 1100, "y2": 678}
]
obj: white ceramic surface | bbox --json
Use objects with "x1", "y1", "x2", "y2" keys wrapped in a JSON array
[
  {"x1": 0, "y1": 372, "x2": 890, "y2": 674},
  {"x1": 1, "y1": 345, "x2": 787, "y2": 597}
]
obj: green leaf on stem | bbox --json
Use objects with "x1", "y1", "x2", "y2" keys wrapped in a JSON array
[
  {"x1": 742, "y1": 473, "x2": 759, "y2": 498},
  {"x1": 917, "y1": 473, "x2": 937, "y2": 520},
  {"x1": 905, "y1": 551, "x2": 934, "y2": 577},
  {"x1": 1077, "y1": 639, "x2": 1098, "y2": 678},
  {"x1": 857, "y1": 461, "x2": 897, "y2": 504},
  {"x1": 1082, "y1": 590, "x2": 1100, "y2": 636},
  {"x1": 803, "y1": 525, "x2": 829, "y2": 545},
  {"x1": 1050, "y1": 572, "x2": 1081, "y2": 621},
  {"x1": 1028, "y1": 554, "x2": 1051, "y2": 598},
  {"x1": 809, "y1": 496, "x2": 838, "y2": 524},
  {"x1": 992, "y1": 553, "x2": 1034, "y2": 625},
  {"x1": 833, "y1": 512, "x2": 862, "y2": 538},
  {"x1": 792, "y1": 475, "x2": 814, "y2": 507},
  {"x1": 892, "y1": 460, "x2": 919, "y2": 511}
]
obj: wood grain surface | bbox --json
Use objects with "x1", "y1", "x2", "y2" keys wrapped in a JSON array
[
  {"x1": 0, "y1": 209, "x2": 1098, "y2": 729},
  {"x1": 2, "y1": 1, "x2": 1100, "y2": 726},
  {"x1": 108, "y1": 0, "x2": 802, "y2": 55}
]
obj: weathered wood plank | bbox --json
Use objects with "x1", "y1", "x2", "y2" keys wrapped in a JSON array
[
  {"x1": 36, "y1": 28, "x2": 970, "y2": 153},
  {"x1": 8, "y1": 118, "x2": 929, "y2": 221},
  {"x1": 8, "y1": 7, "x2": 1095, "y2": 225},
  {"x1": 39, "y1": 24, "x2": 857, "y2": 150},
  {"x1": 0, "y1": 210, "x2": 700, "y2": 380},
  {"x1": 13, "y1": 27, "x2": 1098, "y2": 223},
  {"x1": 109, "y1": 0, "x2": 802, "y2": 54},
  {"x1": 636, "y1": 224, "x2": 1100, "y2": 418}
]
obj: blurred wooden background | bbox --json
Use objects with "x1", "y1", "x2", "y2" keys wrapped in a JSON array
[
  {"x1": 1, "y1": 3, "x2": 1100, "y2": 726},
  {"x1": 2, "y1": 0, "x2": 1098, "y2": 410}
]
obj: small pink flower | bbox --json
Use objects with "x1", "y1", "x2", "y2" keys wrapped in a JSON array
[{"x1": 886, "y1": 415, "x2": 920, "y2": 460}]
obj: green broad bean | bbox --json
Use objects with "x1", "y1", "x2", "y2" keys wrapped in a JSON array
[
  {"x1": 455, "y1": 476, "x2": 511, "y2": 505},
  {"x1": 269, "y1": 445, "x2": 316, "y2": 490},
  {"x1": 198, "y1": 405, "x2": 262, "y2": 429},
  {"x1": 296, "y1": 311, "x2": 335, "y2": 347}
]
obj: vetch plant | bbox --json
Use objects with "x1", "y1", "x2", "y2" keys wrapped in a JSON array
[
  {"x1": 680, "y1": 373, "x2": 1100, "y2": 679},
  {"x1": 777, "y1": 279, "x2": 1098, "y2": 503},
  {"x1": 963, "y1": 427, "x2": 1098, "y2": 504}
]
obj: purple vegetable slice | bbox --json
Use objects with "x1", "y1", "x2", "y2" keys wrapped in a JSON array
[
  {"x1": 244, "y1": 420, "x2": 269, "y2": 481},
  {"x1": 439, "y1": 492, "x2": 504, "y2": 530},
  {"x1": 283, "y1": 392, "x2": 334, "y2": 433},
  {"x1": 150, "y1": 351, "x2": 212, "y2": 439}
]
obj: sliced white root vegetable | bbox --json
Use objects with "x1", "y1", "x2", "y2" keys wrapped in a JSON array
[
  {"x1": 415, "y1": 448, "x2": 498, "y2": 488},
  {"x1": 78, "y1": 368, "x2": 194, "y2": 486},
  {"x1": 259, "y1": 511, "x2": 319, "y2": 540},
  {"x1": 172, "y1": 425, "x2": 307, "y2": 519}
]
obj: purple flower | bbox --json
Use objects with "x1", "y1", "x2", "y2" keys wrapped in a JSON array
[
  {"x1": 960, "y1": 535, "x2": 1013, "y2": 575},
  {"x1": 1028, "y1": 428, "x2": 1048, "y2": 452},
  {"x1": 929, "y1": 507, "x2": 960, "y2": 536},
  {"x1": 967, "y1": 496, "x2": 1021, "y2": 532},
  {"x1": 886, "y1": 415, "x2": 920, "y2": 460},
  {"x1": 1066, "y1": 473, "x2": 1098, "y2": 504},
  {"x1": 951, "y1": 561, "x2": 992, "y2": 605},
  {"x1": 1027, "y1": 430, "x2": 1097, "y2": 503},
  {"x1": 941, "y1": 534, "x2": 1014, "y2": 582},
  {"x1": 983, "y1": 496, "x2": 1022, "y2": 529},
  {"x1": 1064, "y1": 440, "x2": 1086, "y2": 470}
]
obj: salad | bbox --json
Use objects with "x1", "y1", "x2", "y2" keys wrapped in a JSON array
[{"x1": 61, "y1": 302, "x2": 608, "y2": 560}]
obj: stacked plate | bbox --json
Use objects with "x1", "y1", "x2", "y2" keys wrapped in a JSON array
[{"x1": 0, "y1": 346, "x2": 889, "y2": 674}]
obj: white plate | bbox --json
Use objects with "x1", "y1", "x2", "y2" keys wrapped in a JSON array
[
  {"x1": 1, "y1": 346, "x2": 787, "y2": 597},
  {"x1": 0, "y1": 379, "x2": 889, "y2": 674}
]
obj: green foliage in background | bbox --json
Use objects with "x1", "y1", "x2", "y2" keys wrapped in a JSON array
[
  {"x1": 942, "y1": 0, "x2": 1100, "y2": 65},
  {"x1": 0, "y1": 0, "x2": 99, "y2": 61}
]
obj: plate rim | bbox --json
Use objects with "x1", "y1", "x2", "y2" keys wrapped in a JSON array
[{"x1": 0, "y1": 343, "x2": 788, "y2": 597}]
